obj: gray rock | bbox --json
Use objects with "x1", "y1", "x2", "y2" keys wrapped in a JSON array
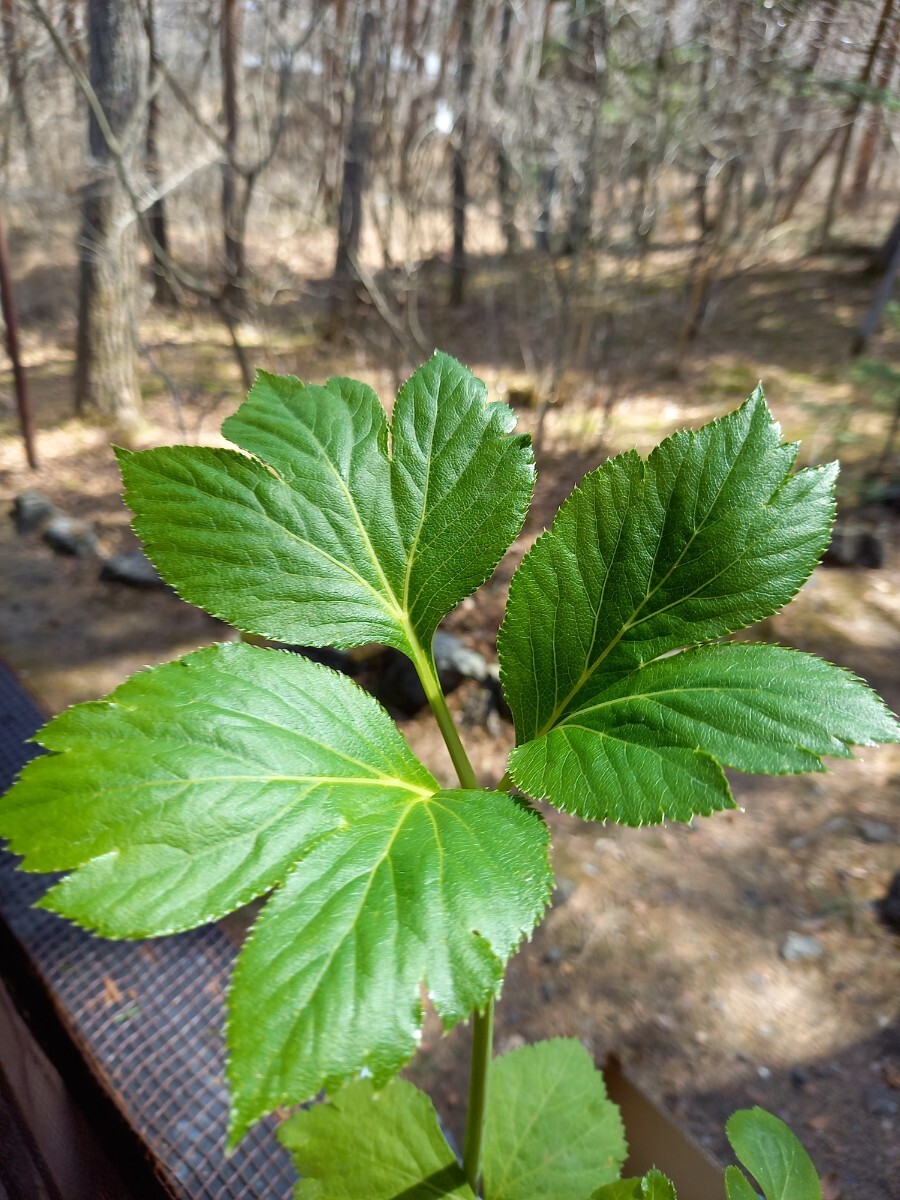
[
  {"x1": 11, "y1": 489, "x2": 58, "y2": 533},
  {"x1": 551, "y1": 875, "x2": 577, "y2": 906},
  {"x1": 42, "y1": 514, "x2": 99, "y2": 557},
  {"x1": 780, "y1": 932, "x2": 824, "y2": 962},
  {"x1": 100, "y1": 548, "x2": 165, "y2": 588},
  {"x1": 863, "y1": 1086, "x2": 899, "y2": 1117},
  {"x1": 432, "y1": 631, "x2": 489, "y2": 681},
  {"x1": 858, "y1": 818, "x2": 896, "y2": 845}
]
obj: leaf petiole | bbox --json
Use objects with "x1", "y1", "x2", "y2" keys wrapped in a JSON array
[
  {"x1": 407, "y1": 629, "x2": 494, "y2": 1193},
  {"x1": 463, "y1": 998, "x2": 494, "y2": 1196}
]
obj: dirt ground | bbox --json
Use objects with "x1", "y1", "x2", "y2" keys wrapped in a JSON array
[{"x1": 1, "y1": 234, "x2": 899, "y2": 1198}]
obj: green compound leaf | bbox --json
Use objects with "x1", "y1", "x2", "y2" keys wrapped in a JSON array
[
  {"x1": 726, "y1": 1108, "x2": 822, "y2": 1200},
  {"x1": 0, "y1": 643, "x2": 551, "y2": 1145},
  {"x1": 592, "y1": 1170, "x2": 677, "y2": 1200},
  {"x1": 0, "y1": 642, "x2": 435, "y2": 936},
  {"x1": 117, "y1": 353, "x2": 533, "y2": 659},
  {"x1": 229, "y1": 786, "x2": 550, "y2": 1144},
  {"x1": 500, "y1": 391, "x2": 900, "y2": 824},
  {"x1": 508, "y1": 643, "x2": 900, "y2": 824},
  {"x1": 278, "y1": 1077, "x2": 476, "y2": 1200},
  {"x1": 482, "y1": 1039, "x2": 626, "y2": 1200}
]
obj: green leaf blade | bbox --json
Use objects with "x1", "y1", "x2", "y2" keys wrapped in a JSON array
[
  {"x1": 499, "y1": 391, "x2": 837, "y2": 748},
  {"x1": 482, "y1": 1039, "x2": 627, "y2": 1200},
  {"x1": 508, "y1": 644, "x2": 900, "y2": 824},
  {"x1": 119, "y1": 353, "x2": 533, "y2": 655},
  {"x1": 499, "y1": 392, "x2": 900, "y2": 825},
  {"x1": 278, "y1": 1077, "x2": 476, "y2": 1200},
  {"x1": 391, "y1": 353, "x2": 535, "y2": 644},
  {"x1": 228, "y1": 790, "x2": 551, "y2": 1144},
  {"x1": 726, "y1": 1108, "x2": 822, "y2": 1200},
  {"x1": 0, "y1": 643, "x2": 436, "y2": 936},
  {"x1": 724, "y1": 1167, "x2": 762, "y2": 1200}
]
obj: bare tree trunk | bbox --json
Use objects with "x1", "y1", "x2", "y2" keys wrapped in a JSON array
[
  {"x1": 333, "y1": 9, "x2": 378, "y2": 298},
  {"x1": 771, "y1": 0, "x2": 833, "y2": 211},
  {"x1": 849, "y1": 15, "x2": 899, "y2": 208},
  {"x1": 853, "y1": 222, "x2": 900, "y2": 354},
  {"x1": 145, "y1": 0, "x2": 175, "y2": 306},
  {"x1": 221, "y1": 0, "x2": 245, "y2": 314},
  {"x1": 74, "y1": 0, "x2": 144, "y2": 427},
  {"x1": 819, "y1": 0, "x2": 894, "y2": 246},
  {"x1": 2, "y1": 0, "x2": 33, "y2": 153},
  {"x1": 779, "y1": 128, "x2": 839, "y2": 222},
  {"x1": 564, "y1": 7, "x2": 607, "y2": 255},
  {"x1": 535, "y1": 165, "x2": 556, "y2": 252},
  {"x1": 0, "y1": 207, "x2": 37, "y2": 468},
  {"x1": 495, "y1": 2, "x2": 517, "y2": 255},
  {"x1": 450, "y1": 0, "x2": 474, "y2": 306}
]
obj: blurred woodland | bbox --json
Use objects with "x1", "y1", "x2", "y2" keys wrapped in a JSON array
[{"x1": 1, "y1": 0, "x2": 900, "y2": 452}]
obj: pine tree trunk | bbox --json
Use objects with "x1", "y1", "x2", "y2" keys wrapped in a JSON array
[{"x1": 74, "y1": 0, "x2": 144, "y2": 428}]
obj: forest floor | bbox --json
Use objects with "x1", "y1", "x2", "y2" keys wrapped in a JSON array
[{"x1": 1, "y1": 225, "x2": 899, "y2": 1199}]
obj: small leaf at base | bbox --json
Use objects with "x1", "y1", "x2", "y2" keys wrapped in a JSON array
[
  {"x1": 482, "y1": 1039, "x2": 626, "y2": 1200},
  {"x1": 725, "y1": 1165, "x2": 763, "y2": 1200},
  {"x1": 277, "y1": 1077, "x2": 476, "y2": 1200},
  {"x1": 592, "y1": 1169, "x2": 677, "y2": 1199},
  {"x1": 726, "y1": 1107, "x2": 822, "y2": 1200}
]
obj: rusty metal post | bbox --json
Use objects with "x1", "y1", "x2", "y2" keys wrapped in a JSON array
[{"x1": 0, "y1": 207, "x2": 36, "y2": 469}]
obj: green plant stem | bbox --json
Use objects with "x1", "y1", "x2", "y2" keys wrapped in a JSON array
[
  {"x1": 410, "y1": 637, "x2": 480, "y2": 790},
  {"x1": 463, "y1": 998, "x2": 494, "y2": 1196},
  {"x1": 409, "y1": 634, "x2": 491, "y2": 1192}
]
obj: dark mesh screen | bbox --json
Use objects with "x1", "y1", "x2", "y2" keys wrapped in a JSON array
[{"x1": 0, "y1": 659, "x2": 296, "y2": 1199}]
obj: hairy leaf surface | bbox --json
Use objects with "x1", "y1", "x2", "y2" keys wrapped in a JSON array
[
  {"x1": 0, "y1": 643, "x2": 551, "y2": 1144},
  {"x1": 229, "y1": 787, "x2": 551, "y2": 1143},
  {"x1": 0, "y1": 643, "x2": 434, "y2": 935},
  {"x1": 508, "y1": 644, "x2": 900, "y2": 824},
  {"x1": 482, "y1": 1039, "x2": 626, "y2": 1200},
  {"x1": 501, "y1": 392, "x2": 900, "y2": 823},
  {"x1": 278, "y1": 1077, "x2": 475, "y2": 1200},
  {"x1": 117, "y1": 354, "x2": 533, "y2": 659},
  {"x1": 726, "y1": 1108, "x2": 822, "y2": 1200}
]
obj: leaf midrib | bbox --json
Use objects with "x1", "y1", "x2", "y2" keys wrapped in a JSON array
[
  {"x1": 296, "y1": 408, "x2": 407, "y2": 625},
  {"x1": 534, "y1": 449, "x2": 801, "y2": 739}
]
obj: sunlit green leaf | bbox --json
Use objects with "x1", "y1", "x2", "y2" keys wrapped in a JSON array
[
  {"x1": 0, "y1": 643, "x2": 434, "y2": 935},
  {"x1": 500, "y1": 391, "x2": 899, "y2": 823},
  {"x1": 508, "y1": 644, "x2": 900, "y2": 824},
  {"x1": 278, "y1": 1077, "x2": 476, "y2": 1200},
  {"x1": 0, "y1": 643, "x2": 551, "y2": 1144},
  {"x1": 482, "y1": 1039, "x2": 626, "y2": 1200},
  {"x1": 117, "y1": 353, "x2": 533, "y2": 660},
  {"x1": 229, "y1": 783, "x2": 550, "y2": 1143}
]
